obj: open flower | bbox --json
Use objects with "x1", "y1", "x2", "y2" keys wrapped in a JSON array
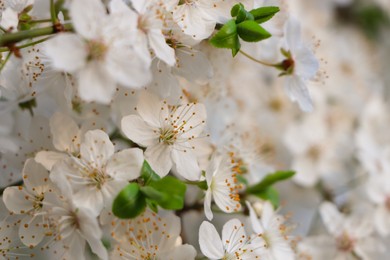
[
  {"x1": 199, "y1": 219, "x2": 260, "y2": 259},
  {"x1": 280, "y1": 18, "x2": 319, "y2": 112},
  {"x1": 121, "y1": 91, "x2": 207, "y2": 180},
  {"x1": 44, "y1": 0, "x2": 152, "y2": 103},
  {"x1": 109, "y1": 210, "x2": 196, "y2": 260},
  {"x1": 50, "y1": 129, "x2": 144, "y2": 215},
  {"x1": 204, "y1": 155, "x2": 242, "y2": 220}
]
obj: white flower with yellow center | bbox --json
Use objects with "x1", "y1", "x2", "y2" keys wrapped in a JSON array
[
  {"x1": 280, "y1": 17, "x2": 319, "y2": 112},
  {"x1": 121, "y1": 91, "x2": 207, "y2": 180},
  {"x1": 246, "y1": 201, "x2": 295, "y2": 260},
  {"x1": 108, "y1": 210, "x2": 196, "y2": 260},
  {"x1": 50, "y1": 129, "x2": 144, "y2": 215},
  {"x1": 3, "y1": 159, "x2": 53, "y2": 248},
  {"x1": 44, "y1": 0, "x2": 152, "y2": 104},
  {"x1": 199, "y1": 219, "x2": 260, "y2": 260},
  {"x1": 204, "y1": 155, "x2": 242, "y2": 220}
]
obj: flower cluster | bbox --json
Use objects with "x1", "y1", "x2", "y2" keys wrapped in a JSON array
[{"x1": 0, "y1": 0, "x2": 390, "y2": 259}]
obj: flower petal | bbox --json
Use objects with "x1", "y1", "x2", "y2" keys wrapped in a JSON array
[
  {"x1": 284, "y1": 75, "x2": 313, "y2": 112},
  {"x1": 172, "y1": 146, "x2": 201, "y2": 181},
  {"x1": 80, "y1": 129, "x2": 114, "y2": 169},
  {"x1": 18, "y1": 215, "x2": 45, "y2": 247},
  {"x1": 148, "y1": 29, "x2": 176, "y2": 66},
  {"x1": 70, "y1": 0, "x2": 106, "y2": 39},
  {"x1": 78, "y1": 62, "x2": 116, "y2": 104},
  {"x1": 44, "y1": 33, "x2": 87, "y2": 73},
  {"x1": 106, "y1": 148, "x2": 144, "y2": 180},
  {"x1": 144, "y1": 143, "x2": 172, "y2": 177},
  {"x1": 199, "y1": 221, "x2": 224, "y2": 259},
  {"x1": 3, "y1": 186, "x2": 34, "y2": 214},
  {"x1": 121, "y1": 114, "x2": 159, "y2": 147}
]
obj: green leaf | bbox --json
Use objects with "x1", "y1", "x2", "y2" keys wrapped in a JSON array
[
  {"x1": 146, "y1": 199, "x2": 159, "y2": 213},
  {"x1": 237, "y1": 21, "x2": 271, "y2": 42},
  {"x1": 246, "y1": 170, "x2": 295, "y2": 194},
  {"x1": 209, "y1": 19, "x2": 240, "y2": 57},
  {"x1": 250, "y1": 6, "x2": 280, "y2": 24},
  {"x1": 254, "y1": 187, "x2": 280, "y2": 208},
  {"x1": 141, "y1": 176, "x2": 187, "y2": 210},
  {"x1": 231, "y1": 3, "x2": 254, "y2": 23},
  {"x1": 112, "y1": 183, "x2": 146, "y2": 219},
  {"x1": 140, "y1": 160, "x2": 160, "y2": 185}
]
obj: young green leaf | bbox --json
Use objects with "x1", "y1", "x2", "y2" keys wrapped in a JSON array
[
  {"x1": 250, "y1": 6, "x2": 280, "y2": 24},
  {"x1": 237, "y1": 21, "x2": 271, "y2": 42},
  {"x1": 140, "y1": 160, "x2": 160, "y2": 185},
  {"x1": 246, "y1": 170, "x2": 295, "y2": 194},
  {"x1": 231, "y1": 3, "x2": 254, "y2": 23},
  {"x1": 112, "y1": 183, "x2": 146, "y2": 219},
  {"x1": 254, "y1": 187, "x2": 280, "y2": 208},
  {"x1": 209, "y1": 19, "x2": 241, "y2": 56},
  {"x1": 142, "y1": 176, "x2": 187, "y2": 210}
]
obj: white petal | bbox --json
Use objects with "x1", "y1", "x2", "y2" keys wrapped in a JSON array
[
  {"x1": 78, "y1": 207, "x2": 108, "y2": 260},
  {"x1": 285, "y1": 17, "x2": 301, "y2": 53},
  {"x1": 130, "y1": 0, "x2": 147, "y2": 13},
  {"x1": 22, "y1": 159, "x2": 50, "y2": 192},
  {"x1": 50, "y1": 112, "x2": 80, "y2": 153},
  {"x1": 144, "y1": 143, "x2": 172, "y2": 177},
  {"x1": 222, "y1": 218, "x2": 246, "y2": 254},
  {"x1": 44, "y1": 33, "x2": 87, "y2": 72},
  {"x1": 105, "y1": 46, "x2": 152, "y2": 88},
  {"x1": 121, "y1": 114, "x2": 159, "y2": 147},
  {"x1": 148, "y1": 29, "x2": 176, "y2": 66},
  {"x1": 295, "y1": 45, "x2": 319, "y2": 80},
  {"x1": 78, "y1": 62, "x2": 116, "y2": 104},
  {"x1": 172, "y1": 146, "x2": 201, "y2": 180},
  {"x1": 284, "y1": 75, "x2": 313, "y2": 112},
  {"x1": 18, "y1": 215, "x2": 45, "y2": 247},
  {"x1": 246, "y1": 201, "x2": 263, "y2": 234},
  {"x1": 199, "y1": 221, "x2": 224, "y2": 259},
  {"x1": 319, "y1": 202, "x2": 344, "y2": 236},
  {"x1": 137, "y1": 91, "x2": 169, "y2": 128},
  {"x1": 70, "y1": 0, "x2": 106, "y2": 39},
  {"x1": 174, "y1": 47, "x2": 213, "y2": 84},
  {"x1": 0, "y1": 8, "x2": 18, "y2": 30},
  {"x1": 173, "y1": 5, "x2": 216, "y2": 40},
  {"x1": 73, "y1": 187, "x2": 104, "y2": 216},
  {"x1": 35, "y1": 151, "x2": 68, "y2": 171},
  {"x1": 80, "y1": 129, "x2": 114, "y2": 169},
  {"x1": 3, "y1": 186, "x2": 33, "y2": 214},
  {"x1": 106, "y1": 148, "x2": 144, "y2": 180},
  {"x1": 204, "y1": 189, "x2": 213, "y2": 220}
]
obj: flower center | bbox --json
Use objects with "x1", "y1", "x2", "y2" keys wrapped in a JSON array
[
  {"x1": 336, "y1": 232, "x2": 355, "y2": 252},
  {"x1": 88, "y1": 169, "x2": 109, "y2": 189},
  {"x1": 87, "y1": 40, "x2": 107, "y2": 61},
  {"x1": 33, "y1": 193, "x2": 44, "y2": 210},
  {"x1": 159, "y1": 127, "x2": 177, "y2": 145}
]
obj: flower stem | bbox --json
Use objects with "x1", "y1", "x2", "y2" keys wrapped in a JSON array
[
  {"x1": 239, "y1": 49, "x2": 277, "y2": 67},
  {"x1": 0, "y1": 23, "x2": 72, "y2": 47},
  {"x1": 50, "y1": 0, "x2": 58, "y2": 24}
]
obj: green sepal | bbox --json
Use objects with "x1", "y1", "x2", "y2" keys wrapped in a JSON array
[
  {"x1": 250, "y1": 6, "x2": 280, "y2": 24},
  {"x1": 112, "y1": 183, "x2": 146, "y2": 219},
  {"x1": 246, "y1": 170, "x2": 295, "y2": 194},
  {"x1": 209, "y1": 19, "x2": 241, "y2": 57},
  {"x1": 237, "y1": 21, "x2": 271, "y2": 42}
]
